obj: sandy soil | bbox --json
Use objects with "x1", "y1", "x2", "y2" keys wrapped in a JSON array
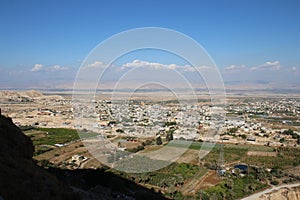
[
  {"x1": 197, "y1": 170, "x2": 222, "y2": 190},
  {"x1": 177, "y1": 149, "x2": 199, "y2": 164},
  {"x1": 247, "y1": 151, "x2": 277, "y2": 157},
  {"x1": 242, "y1": 183, "x2": 300, "y2": 200}
]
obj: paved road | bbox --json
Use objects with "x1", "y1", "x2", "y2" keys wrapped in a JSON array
[{"x1": 242, "y1": 182, "x2": 300, "y2": 200}]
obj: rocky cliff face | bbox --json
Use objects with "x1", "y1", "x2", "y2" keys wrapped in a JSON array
[
  {"x1": 0, "y1": 114, "x2": 166, "y2": 200},
  {"x1": 0, "y1": 115, "x2": 34, "y2": 159},
  {"x1": 0, "y1": 115, "x2": 77, "y2": 200}
]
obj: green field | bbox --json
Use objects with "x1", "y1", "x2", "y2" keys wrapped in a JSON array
[
  {"x1": 201, "y1": 175, "x2": 268, "y2": 200},
  {"x1": 25, "y1": 127, "x2": 98, "y2": 146},
  {"x1": 242, "y1": 147, "x2": 300, "y2": 168},
  {"x1": 168, "y1": 141, "x2": 274, "y2": 152},
  {"x1": 116, "y1": 162, "x2": 206, "y2": 193},
  {"x1": 225, "y1": 144, "x2": 274, "y2": 152},
  {"x1": 32, "y1": 128, "x2": 80, "y2": 145},
  {"x1": 167, "y1": 141, "x2": 275, "y2": 165},
  {"x1": 203, "y1": 147, "x2": 248, "y2": 164}
]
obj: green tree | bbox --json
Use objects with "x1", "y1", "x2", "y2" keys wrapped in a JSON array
[
  {"x1": 168, "y1": 185, "x2": 176, "y2": 199},
  {"x1": 137, "y1": 145, "x2": 144, "y2": 151},
  {"x1": 145, "y1": 139, "x2": 152, "y2": 145},
  {"x1": 229, "y1": 127, "x2": 238, "y2": 133},
  {"x1": 241, "y1": 134, "x2": 247, "y2": 140},
  {"x1": 164, "y1": 121, "x2": 177, "y2": 127},
  {"x1": 249, "y1": 183, "x2": 257, "y2": 191},
  {"x1": 279, "y1": 138, "x2": 285, "y2": 143},
  {"x1": 283, "y1": 129, "x2": 293, "y2": 135},
  {"x1": 225, "y1": 179, "x2": 234, "y2": 189},
  {"x1": 166, "y1": 132, "x2": 174, "y2": 141},
  {"x1": 156, "y1": 136, "x2": 162, "y2": 145}
]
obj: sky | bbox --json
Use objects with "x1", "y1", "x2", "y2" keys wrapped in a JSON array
[{"x1": 0, "y1": 0, "x2": 299, "y2": 89}]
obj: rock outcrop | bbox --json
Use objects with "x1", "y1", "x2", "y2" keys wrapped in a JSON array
[
  {"x1": 0, "y1": 114, "x2": 77, "y2": 200},
  {"x1": 0, "y1": 114, "x2": 166, "y2": 200}
]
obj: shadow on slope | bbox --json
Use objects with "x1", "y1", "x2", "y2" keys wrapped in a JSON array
[{"x1": 0, "y1": 114, "x2": 166, "y2": 200}]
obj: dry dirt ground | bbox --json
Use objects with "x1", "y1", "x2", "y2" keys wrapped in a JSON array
[
  {"x1": 197, "y1": 170, "x2": 222, "y2": 190},
  {"x1": 243, "y1": 184, "x2": 300, "y2": 200},
  {"x1": 34, "y1": 140, "x2": 103, "y2": 169},
  {"x1": 284, "y1": 165, "x2": 300, "y2": 177},
  {"x1": 180, "y1": 169, "x2": 208, "y2": 195},
  {"x1": 258, "y1": 186, "x2": 300, "y2": 200},
  {"x1": 176, "y1": 149, "x2": 199, "y2": 164},
  {"x1": 247, "y1": 151, "x2": 277, "y2": 157}
]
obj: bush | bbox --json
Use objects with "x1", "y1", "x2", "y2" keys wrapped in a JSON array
[
  {"x1": 166, "y1": 132, "x2": 173, "y2": 141},
  {"x1": 164, "y1": 121, "x2": 177, "y2": 127},
  {"x1": 229, "y1": 127, "x2": 238, "y2": 133},
  {"x1": 241, "y1": 134, "x2": 247, "y2": 140},
  {"x1": 145, "y1": 140, "x2": 152, "y2": 145},
  {"x1": 282, "y1": 179, "x2": 292, "y2": 184},
  {"x1": 116, "y1": 129, "x2": 124, "y2": 133},
  {"x1": 39, "y1": 159, "x2": 50, "y2": 167},
  {"x1": 136, "y1": 145, "x2": 144, "y2": 151},
  {"x1": 270, "y1": 180, "x2": 279, "y2": 185},
  {"x1": 156, "y1": 137, "x2": 162, "y2": 145},
  {"x1": 19, "y1": 125, "x2": 35, "y2": 131},
  {"x1": 283, "y1": 129, "x2": 293, "y2": 135}
]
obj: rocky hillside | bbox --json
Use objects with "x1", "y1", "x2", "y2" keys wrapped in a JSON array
[
  {"x1": 0, "y1": 114, "x2": 77, "y2": 199},
  {"x1": 0, "y1": 90, "x2": 62, "y2": 102},
  {"x1": 0, "y1": 114, "x2": 165, "y2": 200}
]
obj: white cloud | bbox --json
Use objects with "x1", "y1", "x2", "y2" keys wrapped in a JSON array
[
  {"x1": 122, "y1": 60, "x2": 167, "y2": 69},
  {"x1": 31, "y1": 64, "x2": 68, "y2": 72},
  {"x1": 122, "y1": 60, "x2": 208, "y2": 72},
  {"x1": 251, "y1": 61, "x2": 281, "y2": 71},
  {"x1": 292, "y1": 66, "x2": 296, "y2": 72},
  {"x1": 47, "y1": 65, "x2": 69, "y2": 72},
  {"x1": 223, "y1": 65, "x2": 246, "y2": 71},
  {"x1": 31, "y1": 64, "x2": 43, "y2": 72},
  {"x1": 85, "y1": 61, "x2": 106, "y2": 69}
]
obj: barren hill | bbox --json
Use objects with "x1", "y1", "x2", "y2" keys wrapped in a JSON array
[{"x1": 0, "y1": 90, "x2": 62, "y2": 102}]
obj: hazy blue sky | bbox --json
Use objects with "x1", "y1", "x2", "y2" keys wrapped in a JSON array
[{"x1": 0, "y1": 0, "x2": 299, "y2": 89}]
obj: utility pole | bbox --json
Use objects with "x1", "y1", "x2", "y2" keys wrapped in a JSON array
[
  {"x1": 219, "y1": 139, "x2": 225, "y2": 170},
  {"x1": 216, "y1": 138, "x2": 225, "y2": 177}
]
